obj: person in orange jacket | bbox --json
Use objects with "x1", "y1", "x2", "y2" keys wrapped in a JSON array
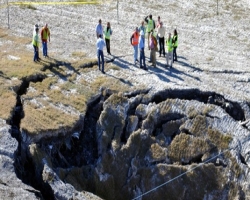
[
  {"x1": 41, "y1": 23, "x2": 50, "y2": 57},
  {"x1": 130, "y1": 27, "x2": 139, "y2": 65}
]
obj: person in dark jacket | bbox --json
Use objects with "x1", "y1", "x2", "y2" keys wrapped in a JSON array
[{"x1": 172, "y1": 29, "x2": 178, "y2": 62}]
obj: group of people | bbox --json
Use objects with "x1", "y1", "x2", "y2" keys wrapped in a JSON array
[
  {"x1": 131, "y1": 14, "x2": 178, "y2": 70},
  {"x1": 95, "y1": 19, "x2": 113, "y2": 73},
  {"x1": 32, "y1": 23, "x2": 51, "y2": 62},
  {"x1": 96, "y1": 14, "x2": 178, "y2": 73},
  {"x1": 32, "y1": 16, "x2": 177, "y2": 73}
]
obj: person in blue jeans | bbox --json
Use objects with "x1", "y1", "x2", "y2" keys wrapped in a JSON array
[
  {"x1": 138, "y1": 30, "x2": 147, "y2": 70},
  {"x1": 32, "y1": 28, "x2": 39, "y2": 62},
  {"x1": 130, "y1": 27, "x2": 139, "y2": 65},
  {"x1": 41, "y1": 23, "x2": 50, "y2": 57},
  {"x1": 96, "y1": 34, "x2": 106, "y2": 73}
]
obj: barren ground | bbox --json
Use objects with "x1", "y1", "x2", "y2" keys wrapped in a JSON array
[{"x1": 0, "y1": 0, "x2": 250, "y2": 101}]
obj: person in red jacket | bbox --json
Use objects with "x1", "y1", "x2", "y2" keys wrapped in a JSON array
[{"x1": 41, "y1": 23, "x2": 50, "y2": 57}]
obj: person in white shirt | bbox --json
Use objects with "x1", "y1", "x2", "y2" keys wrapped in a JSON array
[
  {"x1": 157, "y1": 22, "x2": 166, "y2": 57},
  {"x1": 96, "y1": 34, "x2": 106, "y2": 73},
  {"x1": 138, "y1": 30, "x2": 147, "y2": 70}
]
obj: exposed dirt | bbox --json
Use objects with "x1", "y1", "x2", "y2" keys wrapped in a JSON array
[
  {"x1": 0, "y1": 0, "x2": 249, "y2": 102},
  {"x1": 0, "y1": 1, "x2": 250, "y2": 199}
]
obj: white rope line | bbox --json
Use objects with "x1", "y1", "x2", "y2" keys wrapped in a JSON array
[{"x1": 132, "y1": 146, "x2": 237, "y2": 200}]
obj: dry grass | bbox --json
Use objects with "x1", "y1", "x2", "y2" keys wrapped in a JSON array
[
  {"x1": 21, "y1": 103, "x2": 79, "y2": 134},
  {"x1": 19, "y1": 4, "x2": 37, "y2": 10},
  {"x1": 0, "y1": 27, "x2": 137, "y2": 136},
  {"x1": 0, "y1": 28, "x2": 47, "y2": 79},
  {"x1": 71, "y1": 51, "x2": 87, "y2": 58},
  {"x1": 90, "y1": 75, "x2": 132, "y2": 93},
  {"x1": 207, "y1": 128, "x2": 232, "y2": 150},
  {"x1": 0, "y1": 87, "x2": 16, "y2": 120},
  {"x1": 190, "y1": 115, "x2": 207, "y2": 137},
  {"x1": 168, "y1": 133, "x2": 212, "y2": 163}
]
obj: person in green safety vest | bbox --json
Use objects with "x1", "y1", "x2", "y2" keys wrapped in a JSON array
[
  {"x1": 172, "y1": 29, "x2": 178, "y2": 62},
  {"x1": 104, "y1": 22, "x2": 112, "y2": 55},
  {"x1": 144, "y1": 14, "x2": 155, "y2": 50},
  {"x1": 166, "y1": 33, "x2": 173, "y2": 68},
  {"x1": 32, "y1": 28, "x2": 39, "y2": 62}
]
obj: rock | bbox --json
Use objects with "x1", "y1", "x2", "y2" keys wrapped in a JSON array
[
  {"x1": 42, "y1": 164, "x2": 103, "y2": 200},
  {"x1": 0, "y1": 119, "x2": 43, "y2": 199}
]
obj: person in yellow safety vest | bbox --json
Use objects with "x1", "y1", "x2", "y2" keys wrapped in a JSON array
[
  {"x1": 32, "y1": 28, "x2": 39, "y2": 62},
  {"x1": 144, "y1": 14, "x2": 155, "y2": 50},
  {"x1": 166, "y1": 33, "x2": 173, "y2": 68},
  {"x1": 104, "y1": 22, "x2": 112, "y2": 55},
  {"x1": 172, "y1": 29, "x2": 178, "y2": 62},
  {"x1": 33, "y1": 24, "x2": 40, "y2": 60},
  {"x1": 41, "y1": 23, "x2": 50, "y2": 57},
  {"x1": 130, "y1": 27, "x2": 139, "y2": 65}
]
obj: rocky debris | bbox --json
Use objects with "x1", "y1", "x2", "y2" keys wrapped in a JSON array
[
  {"x1": 52, "y1": 89, "x2": 249, "y2": 200},
  {"x1": 42, "y1": 164, "x2": 103, "y2": 200},
  {"x1": 0, "y1": 0, "x2": 250, "y2": 199},
  {"x1": 1, "y1": 84, "x2": 250, "y2": 199},
  {"x1": 0, "y1": 119, "x2": 43, "y2": 199}
]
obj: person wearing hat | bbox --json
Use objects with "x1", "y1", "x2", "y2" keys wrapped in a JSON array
[
  {"x1": 157, "y1": 21, "x2": 166, "y2": 57},
  {"x1": 33, "y1": 24, "x2": 39, "y2": 36},
  {"x1": 33, "y1": 24, "x2": 40, "y2": 60},
  {"x1": 130, "y1": 27, "x2": 139, "y2": 65},
  {"x1": 138, "y1": 30, "x2": 147, "y2": 70},
  {"x1": 32, "y1": 28, "x2": 39, "y2": 62}
]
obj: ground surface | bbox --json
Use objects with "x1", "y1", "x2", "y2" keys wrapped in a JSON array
[
  {"x1": 0, "y1": 1, "x2": 250, "y2": 199},
  {"x1": 0, "y1": 0, "x2": 249, "y2": 100}
]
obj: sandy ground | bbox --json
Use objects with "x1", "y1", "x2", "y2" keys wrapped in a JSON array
[{"x1": 0, "y1": 0, "x2": 250, "y2": 101}]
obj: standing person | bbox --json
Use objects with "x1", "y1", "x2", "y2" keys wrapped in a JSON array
[
  {"x1": 41, "y1": 23, "x2": 50, "y2": 57},
  {"x1": 130, "y1": 27, "x2": 139, "y2": 65},
  {"x1": 138, "y1": 20, "x2": 146, "y2": 35},
  {"x1": 172, "y1": 29, "x2": 178, "y2": 62},
  {"x1": 144, "y1": 14, "x2": 155, "y2": 49},
  {"x1": 156, "y1": 16, "x2": 161, "y2": 28},
  {"x1": 104, "y1": 22, "x2": 112, "y2": 55},
  {"x1": 138, "y1": 30, "x2": 147, "y2": 70},
  {"x1": 32, "y1": 28, "x2": 39, "y2": 62},
  {"x1": 96, "y1": 34, "x2": 106, "y2": 73},
  {"x1": 166, "y1": 33, "x2": 173, "y2": 68},
  {"x1": 96, "y1": 19, "x2": 103, "y2": 38},
  {"x1": 157, "y1": 22, "x2": 166, "y2": 57},
  {"x1": 156, "y1": 16, "x2": 161, "y2": 51},
  {"x1": 33, "y1": 24, "x2": 40, "y2": 60},
  {"x1": 33, "y1": 24, "x2": 39, "y2": 36},
  {"x1": 149, "y1": 32, "x2": 157, "y2": 67}
]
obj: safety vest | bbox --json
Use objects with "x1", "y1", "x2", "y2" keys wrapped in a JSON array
[
  {"x1": 146, "y1": 19, "x2": 154, "y2": 33},
  {"x1": 166, "y1": 38, "x2": 173, "y2": 52},
  {"x1": 104, "y1": 28, "x2": 112, "y2": 39},
  {"x1": 132, "y1": 32, "x2": 139, "y2": 45},
  {"x1": 41, "y1": 27, "x2": 50, "y2": 40},
  {"x1": 173, "y1": 35, "x2": 178, "y2": 47},
  {"x1": 32, "y1": 34, "x2": 39, "y2": 47}
]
